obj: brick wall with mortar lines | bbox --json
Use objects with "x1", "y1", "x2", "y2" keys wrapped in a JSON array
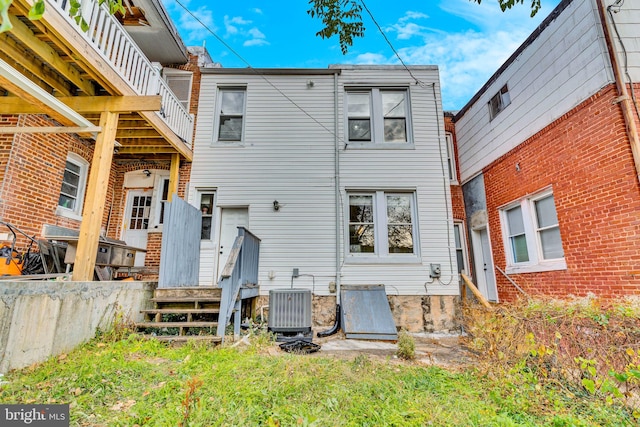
[
  {"x1": 0, "y1": 115, "x2": 114, "y2": 250},
  {"x1": 483, "y1": 84, "x2": 640, "y2": 301}
]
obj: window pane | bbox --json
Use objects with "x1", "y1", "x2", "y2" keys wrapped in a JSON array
[
  {"x1": 384, "y1": 118, "x2": 407, "y2": 142},
  {"x1": 540, "y1": 227, "x2": 564, "y2": 259},
  {"x1": 349, "y1": 224, "x2": 375, "y2": 253},
  {"x1": 219, "y1": 117, "x2": 243, "y2": 140},
  {"x1": 535, "y1": 195, "x2": 558, "y2": 228},
  {"x1": 60, "y1": 182, "x2": 78, "y2": 197},
  {"x1": 506, "y1": 206, "x2": 525, "y2": 234},
  {"x1": 201, "y1": 216, "x2": 212, "y2": 239},
  {"x1": 382, "y1": 92, "x2": 406, "y2": 117},
  {"x1": 511, "y1": 234, "x2": 529, "y2": 263},
  {"x1": 348, "y1": 119, "x2": 371, "y2": 141},
  {"x1": 388, "y1": 225, "x2": 413, "y2": 253},
  {"x1": 65, "y1": 161, "x2": 81, "y2": 174},
  {"x1": 220, "y1": 91, "x2": 244, "y2": 114},
  {"x1": 456, "y1": 250, "x2": 465, "y2": 274},
  {"x1": 386, "y1": 195, "x2": 411, "y2": 223},
  {"x1": 58, "y1": 194, "x2": 75, "y2": 210},
  {"x1": 453, "y1": 224, "x2": 461, "y2": 248},
  {"x1": 63, "y1": 169, "x2": 80, "y2": 187},
  {"x1": 349, "y1": 195, "x2": 373, "y2": 222},
  {"x1": 347, "y1": 93, "x2": 370, "y2": 116}
]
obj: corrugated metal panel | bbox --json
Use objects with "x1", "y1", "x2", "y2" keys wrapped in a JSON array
[
  {"x1": 341, "y1": 284, "x2": 398, "y2": 340},
  {"x1": 158, "y1": 197, "x2": 201, "y2": 288},
  {"x1": 268, "y1": 289, "x2": 312, "y2": 332}
]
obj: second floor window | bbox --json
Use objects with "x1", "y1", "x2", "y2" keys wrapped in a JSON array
[
  {"x1": 347, "y1": 89, "x2": 410, "y2": 145},
  {"x1": 488, "y1": 84, "x2": 511, "y2": 120},
  {"x1": 216, "y1": 88, "x2": 246, "y2": 142}
]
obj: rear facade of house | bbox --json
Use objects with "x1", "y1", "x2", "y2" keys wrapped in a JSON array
[
  {"x1": 454, "y1": 0, "x2": 640, "y2": 301},
  {"x1": 189, "y1": 65, "x2": 461, "y2": 331}
]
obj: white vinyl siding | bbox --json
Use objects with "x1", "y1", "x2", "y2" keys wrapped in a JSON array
[
  {"x1": 500, "y1": 190, "x2": 566, "y2": 274},
  {"x1": 191, "y1": 66, "x2": 458, "y2": 296},
  {"x1": 455, "y1": 0, "x2": 613, "y2": 182},
  {"x1": 56, "y1": 153, "x2": 88, "y2": 219}
]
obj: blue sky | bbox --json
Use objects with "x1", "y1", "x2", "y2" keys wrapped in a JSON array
[{"x1": 163, "y1": 0, "x2": 560, "y2": 111}]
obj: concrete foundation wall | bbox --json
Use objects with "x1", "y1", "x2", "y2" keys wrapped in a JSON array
[
  {"x1": 256, "y1": 294, "x2": 461, "y2": 334},
  {"x1": 0, "y1": 281, "x2": 155, "y2": 373}
]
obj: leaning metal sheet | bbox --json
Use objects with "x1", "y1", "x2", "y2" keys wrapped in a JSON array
[{"x1": 340, "y1": 284, "x2": 398, "y2": 340}]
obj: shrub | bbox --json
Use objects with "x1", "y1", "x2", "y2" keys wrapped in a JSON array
[{"x1": 396, "y1": 329, "x2": 416, "y2": 360}]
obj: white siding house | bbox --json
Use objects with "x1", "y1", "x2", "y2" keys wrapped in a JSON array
[{"x1": 190, "y1": 65, "x2": 459, "y2": 301}]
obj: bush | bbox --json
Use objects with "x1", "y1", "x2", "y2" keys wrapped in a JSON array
[{"x1": 396, "y1": 329, "x2": 415, "y2": 360}]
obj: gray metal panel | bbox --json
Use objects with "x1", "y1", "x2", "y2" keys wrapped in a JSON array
[
  {"x1": 341, "y1": 285, "x2": 398, "y2": 340},
  {"x1": 158, "y1": 197, "x2": 201, "y2": 288}
]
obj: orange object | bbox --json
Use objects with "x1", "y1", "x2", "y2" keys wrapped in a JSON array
[{"x1": 0, "y1": 256, "x2": 22, "y2": 276}]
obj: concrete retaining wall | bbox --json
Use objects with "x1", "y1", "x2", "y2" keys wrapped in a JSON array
[{"x1": 0, "y1": 281, "x2": 155, "y2": 373}]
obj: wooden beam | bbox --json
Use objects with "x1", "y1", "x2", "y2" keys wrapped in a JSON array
[
  {"x1": 72, "y1": 111, "x2": 119, "y2": 281},
  {"x1": 168, "y1": 153, "x2": 180, "y2": 202},
  {"x1": 0, "y1": 33, "x2": 73, "y2": 96},
  {"x1": 117, "y1": 145, "x2": 176, "y2": 154},
  {"x1": 0, "y1": 126, "x2": 101, "y2": 134},
  {"x1": 0, "y1": 95, "x2": 161, "y2": 114},
  {"x1": 116, "y1": 128, "x2": 161, "y2": 139},
  {"x1": 461, "y1": 274, "x2": 492, "y2": 309},
  {"x1": 8, "y1": 14, "x2": 95, "y2": 96}
]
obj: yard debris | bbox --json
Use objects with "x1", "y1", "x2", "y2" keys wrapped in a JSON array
[{"x1": 279, "y1": 340, "x2": 321, "y2": 354}]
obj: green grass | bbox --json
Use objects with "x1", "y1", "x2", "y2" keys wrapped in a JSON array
[{"x1": 0, "y1": 335, "x2": 634, "y2": 427}]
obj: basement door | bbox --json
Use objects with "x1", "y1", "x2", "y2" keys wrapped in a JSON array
[
  {"x1": 122, "y1": 189, "x2": 152, "y2": 266},
  {"x1": 216, "y1": 207, "x2": 249, "y2": 281}
]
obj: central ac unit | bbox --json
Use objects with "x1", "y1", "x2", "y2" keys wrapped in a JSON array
[{"x1": 268, "y1": 289, "x2": 312, "y2": 341}]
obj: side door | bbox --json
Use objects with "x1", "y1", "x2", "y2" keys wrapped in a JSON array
[{"x1": 122, "y1": 189, "x2": 153, "y2": 266}]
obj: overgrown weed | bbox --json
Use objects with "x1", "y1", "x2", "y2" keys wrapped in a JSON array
[{"x1": 463, "y1": 295, "x2": 640, "y2": 420}]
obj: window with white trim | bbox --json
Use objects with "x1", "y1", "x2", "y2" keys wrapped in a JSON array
[
  {"x1": 57, "y1": 153, "x2": 88, "y2": 218},
  {"x1": 488, "y1": 84, "x2": 511, "y2": 120},
  {"x1": 348, "y1": 191, "x2": 417, "y2": 259},
  {"x1": 164, "y1": 69, "x2": 193, "y2": 111},
  {"x1": 156, "y1": 177, "x2": 170, "y2": 225},
  {"x1": 215, "y1": 87, "x2": 246, "y2": 142},
  {"x1": 346, "y1": 89, "x2": 411, "y2": 145},
  {"x1": 199, "y1": 191, "x2": 215, "y2": 240},
  {"x1": 501, "y1": 190, "x2": 565, "y2": 273},
  {"x1": 453, "y1": 221, "x2": 469, "y2": 275},
  {"x1": 445, "y1": 132, "x2": 457, "y2": 183}
]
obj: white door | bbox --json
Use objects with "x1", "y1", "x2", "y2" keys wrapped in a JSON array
[
  {"x1": 476, "y1": 227, "x2": 498, "y2": 302},
  {"x1": 216, "y1": 208, "x2": 249, "y2": 280},
  {"x1": 122, "y1": 189, "x2": 153, "y2": 266}
]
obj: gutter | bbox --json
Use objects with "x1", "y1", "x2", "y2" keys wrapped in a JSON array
[{"x1": 597, "y1": 0, "x2": 640, "y2": 184}]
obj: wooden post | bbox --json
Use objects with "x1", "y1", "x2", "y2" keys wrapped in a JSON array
[
  {"x1": 72, "y1": 111, "x2": 119, "y2": 281},
  {"x1": 461, "y1": 273, "x2": 492, "y2": 309},
  {"x1": 168, "y1": 153, "x2": 180, "y2": 202}
]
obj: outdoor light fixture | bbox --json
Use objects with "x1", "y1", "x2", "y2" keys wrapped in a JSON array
[
  {"x1": 143, "y1": 169, "x2": 151, "y2": 177},
  {"x1": 273, "y1": 200, "x2": 280, "y2": 211}
]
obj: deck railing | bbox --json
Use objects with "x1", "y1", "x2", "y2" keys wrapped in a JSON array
[
  {"x1": 216, "y1": 227, "x2": 261, "y2": 338},
  {"x1": 47, "y1": 0, "x2": 194, "y2": 145}
]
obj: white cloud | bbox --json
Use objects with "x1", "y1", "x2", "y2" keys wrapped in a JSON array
[
  {"x1": 224, "y1": 15, "x2": 253, "y2": 36},
  {"x1": 244, "y1": 28, "x2": 269, "y2": 47},
  {"x1": 252, "y1": 8, "x2": 263, "y2": 15},
  {"x1": 353, "y1": 52, "x2": 388, "y2": 64},
  {"x1": 173, "y1": 5, "x2": 216, "y2": 44}
]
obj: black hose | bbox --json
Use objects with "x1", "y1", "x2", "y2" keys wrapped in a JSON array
[{"x1": 317, "y1": 304, "x2": 341, "y2": 338}]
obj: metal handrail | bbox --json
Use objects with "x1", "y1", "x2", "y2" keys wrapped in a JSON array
[
  {"x1": 216, "y1": 227, "x2": 261, "y2": 337},
  {"x1": 45, "y1": 0, "x2": 194, "y2": 144}
]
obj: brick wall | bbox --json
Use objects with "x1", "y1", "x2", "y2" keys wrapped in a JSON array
[{"x1": 483, "y1": 84, "x2": 640, "y2": 300}]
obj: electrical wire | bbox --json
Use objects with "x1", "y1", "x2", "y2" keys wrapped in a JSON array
[
  {"x1": 359, "y1": 0, "x2": 427, "y2": 87},
  {"x1": 607, "y1": 0, "x2": 640, "y2": 124},
  {"x1": 174, "y1": 0, "x2": 346, "y2": 145}
]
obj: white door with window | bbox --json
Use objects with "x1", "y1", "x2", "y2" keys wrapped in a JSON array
[
  {"x1": 473, "y1": 227, "x2": 498, "y2": 302},
  {"x1": 122, "y1": 189, "x2": 153, "y2": 266},
  {"x1": 216, "y1": 208, "x2": 249, "y2": 281}
]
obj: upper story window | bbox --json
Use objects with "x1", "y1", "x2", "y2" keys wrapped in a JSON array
[
  {"x1": 57, "y1": 153, "x2": 88, "y2": 219},
  {"x1": 216, "y1": 88, "x2": 246, "y2": 142},
  {"x1": 348, "y1": 191, "x2": 418, "y2": 261},
  {"x1": 346, "y1": 89, "x2": 411, "y2": 145},
  {"x1": 445, "y1": 132, "x2": 458, "y2": 183},
  {"x1": 500, "y1": 190, "x2": 566, "y2": 273},
  {"x1": 163, "y1": 69, "x2": 193, "y2": 111},
  {"x1": 488, "y1": 84, "x2": 511, "y2": 120}
]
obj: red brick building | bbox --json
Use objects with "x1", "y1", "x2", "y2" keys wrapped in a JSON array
[{"x1": 454, "y1": 0, "x2": 640, "y2": 301}]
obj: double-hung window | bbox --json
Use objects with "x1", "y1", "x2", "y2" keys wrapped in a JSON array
[
  {"x1": 216, "y1": 87, "x2": 246, "y2": 142},
  {"x1": 501, "y1": 190, "x2": 565, "y2": 273},
  {"x1": 348, "y1": 191, "x2": 418, "y2": 260},
  {"x1": 346, "y1": 89, "x2": 411, "y2": 145},
  {"x1": 57, "y1": 153, "x2": 88, "y2": 219}
]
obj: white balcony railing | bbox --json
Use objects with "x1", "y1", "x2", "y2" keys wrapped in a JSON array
[{"x1": 47, "y1": 0, "x2": 194, "y2": 146}]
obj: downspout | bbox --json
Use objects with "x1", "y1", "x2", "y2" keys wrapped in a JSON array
[
  {"x1": 597, "y1": 0, "x2": 640, "y2": 185},
  {"x1": 318, "y1": 70, "x2": 342, "y2": 338}
]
